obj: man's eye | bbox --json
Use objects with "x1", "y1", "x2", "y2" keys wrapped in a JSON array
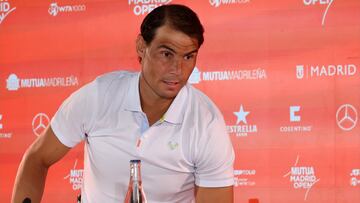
[
  {"x1": 162, "y1": 51, "x2": 172, "y2": 57},
  {"x1": 184, "y1": 55, "x2": 194, "y2": 60}
]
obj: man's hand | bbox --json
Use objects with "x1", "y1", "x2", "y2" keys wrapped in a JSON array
[
  {"x1": 11, "y1": 126, "x2": 70, "y2": 203},
  {"x1": 195, "y1": 185, "x2": 234, "y2": 203}
]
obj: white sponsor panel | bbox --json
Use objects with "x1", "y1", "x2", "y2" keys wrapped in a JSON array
[
  {"x1": 64, "y1": 159, "x2": 84, "y2": 190},
  {"x1": 280, "y1": 106, "x2": 312, "y2": 133},
  {"x1": 128, "y1": 0, "x2": 171, "y2": 16},
  {"x1": 0, "y1": 0, "x2": 16, "y2": 25},
  {"x1": 350, "y1": 169, "x2": 360, "y2": 187},
  {"x1": 296, "y1": 64, "x2": 357, "y2": 79},
  {"x1": 227, "y1": 105, "x2": 258, "y2": 137},
  {"x1": 6, "y1": 73, "x2": 79, "y2": 91},
  {"x1": 0, "y1": 114, "x2": 13, "y2": 139},
  {"x1": 234, "y1": 169, "x2": 256, "y2": 187},
  {"x1": 48, "y1": 2, "x2": 86, "y2": 17},
  {"x1": 283, "y1": 155, "x2": 320, "y2": 201},
  {"x1": 209, "y1": 0, "x2": 250, "y2": 8},
  {"x1": 188, "y1": 67, "x2": 267, "y2": 84}
]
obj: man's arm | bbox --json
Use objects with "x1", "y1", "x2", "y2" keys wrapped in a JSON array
[
  {"x1": 11, "y1": 126, "x2": 70, "y2": 203},
  {"x1": 195, "y1": 185, "x2": 234, "y2": 203}
]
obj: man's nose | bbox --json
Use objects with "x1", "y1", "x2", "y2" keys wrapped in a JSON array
[{"x1": 170, "y1": 57, "x2": 183, "y2": 75}]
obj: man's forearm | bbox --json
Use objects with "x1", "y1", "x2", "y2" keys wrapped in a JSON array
[
  {"x1": 12, "y1": 151, "x2": 49, "y2": 203},
  {"x1": 195, "y1": 186, "x2": 234, "y2": 203}
]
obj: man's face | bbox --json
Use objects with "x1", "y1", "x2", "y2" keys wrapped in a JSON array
[{"x1": 137, "y1": 25, "x2": 199, "y2": 100}]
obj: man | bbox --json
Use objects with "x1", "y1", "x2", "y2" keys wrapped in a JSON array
[{"x1": 12, "y1": 4, "x2": 234, "y2": 203}]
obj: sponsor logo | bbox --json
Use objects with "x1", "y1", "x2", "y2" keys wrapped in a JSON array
[
  {"x1": 188, "y1": 67, "x2": 201, "y2": 84},
  {"x1": 48, "y1": 2, "x2": 86, "y2": 17},
  {"x1": 32, "y1": 113, "x2": 50, "y2": 137},
  {"x1": 234, "y1": 169, "x2": 256, "y2": 187},
  {"x1": 290, "y1": 106, "x2": 301, "y2": 122},
  {"x1": 6, "y1": 73, "x2": 19, "y2": 90},
  {"x1": 168, "y1": 141, "x2": 179, "y2": 150},
  {"x1": 296, "y1": 64, "x2": 357, "y2": 79},
  {"x1": 6, "y1": 73, "x2": 79, "y2": 91},
  {"x1": 350, "y1": 169, "x2": 360, "y2": 187},
  {"x1": 0, "y1": 114, "x2": 12, "y2": 139},
  {"x1": 209, "y1": 0, "x2": 250, "y2": 8},
  {"x1": 128, "y1": 0, "x2": 171, "y2": 16},
  {"x1": 280, "y1": 106, "x2": 312, "y2": 133},
  {"x1": 227, "y1": 105, "x2": 258, "y2": 137},
  {"x1": 283, "y1": 155, "x2": 320, "y2": 201},
  {"x1": 303, "y1": 0, "x2": 334, "y2": 26},
  {"x1": 188, "y1": 67, "x2": 267, "y2": 84},
  {"x1": 336, "y1": 104, "x2": 357, "y2": 131},
  {"x1": 0, "y1": 0, "x2": 16, "y2": 25},
  {"x1": 64, "y1": 159, "x2": 83, "y2": 190},
  {"x1": 296, "y1": 65, "x2": 305, "y2": 79}
]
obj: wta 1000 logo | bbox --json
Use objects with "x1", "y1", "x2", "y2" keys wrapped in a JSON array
[
  {"x1": 128, "y1": 0, "x2": 171, "y2": 16},
  {"x1": 209, "y1": 0, "x2": 250, "y2": 8},
  {"x1": 0, "y1": 0, "x2": 16, "y2": 25},
  {"x1": 48, "y1": 2, "x2": 86, "y2": 17}
]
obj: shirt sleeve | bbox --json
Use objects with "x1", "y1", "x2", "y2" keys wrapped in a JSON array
[
  {"x1": 194, "y1": 115, "x2": 235, "y2": 187},
  {"x1": 51, "y1": 80, "x2": 98, "y2": 148}
]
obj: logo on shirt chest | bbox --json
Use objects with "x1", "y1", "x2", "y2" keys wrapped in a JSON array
[{"x1": 168, "y1": 141, "x2": 179, "y2": 150}]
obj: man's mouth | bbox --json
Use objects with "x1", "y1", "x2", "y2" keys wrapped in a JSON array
[{"x1": 163, "y1": 80, "x2": 180, "y2": 86}]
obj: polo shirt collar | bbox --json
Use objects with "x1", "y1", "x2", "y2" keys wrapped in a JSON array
[
  {"x1": 124, "y1": 72, "x2": 188, "y2": 125},
  {"x1": 123, "y1": 72, "x2": 142, "y2": 112},
  {"x1": 162, "y1": 85, "x2": 188, "y2": 125}
]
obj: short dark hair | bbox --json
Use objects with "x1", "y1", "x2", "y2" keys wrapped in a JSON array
[{"x1": 140, "y1": 4, "x2": 204, "y2": 47}]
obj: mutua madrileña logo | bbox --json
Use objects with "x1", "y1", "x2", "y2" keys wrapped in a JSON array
[
  {"x1": 6, "y1": 73, "x2": 79, "y2": 91},
  {"x1": 0, "y1": 0, "x2": 16, "y2": 25},
  {"x1": 188, "y1": 67, "x2": 267, "y2": 84},
  {"x1": 128, "y1": 0, "x2": 172, "y2": 16}
]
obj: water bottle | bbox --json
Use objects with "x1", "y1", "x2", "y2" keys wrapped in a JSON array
[{"x1": 124, "y1": 160, "x2": 147, "y2": 203}]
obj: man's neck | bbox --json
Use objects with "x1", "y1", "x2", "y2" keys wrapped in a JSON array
[{"x1": 139, "y1": 77, "x2": 174, "y2": 126}]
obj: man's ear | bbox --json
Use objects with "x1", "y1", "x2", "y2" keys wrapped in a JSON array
[{"x1": 136, "y1": 35, "x2": 146, "y2": 60}]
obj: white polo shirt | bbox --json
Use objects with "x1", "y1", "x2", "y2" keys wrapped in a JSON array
[{"x1": 51, "y1": 71, "x2": 234, "y2": 203}]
